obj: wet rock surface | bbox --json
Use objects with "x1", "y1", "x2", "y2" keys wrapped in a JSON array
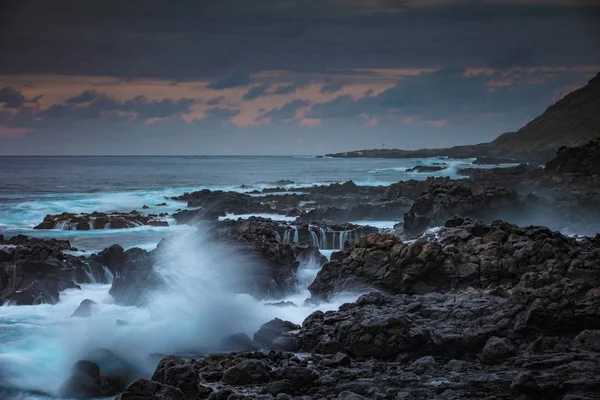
[
  {"x1": 34, "y1": 211, "x2": 169, "y2": 230},
  {"x1": 0, "y1": 236, "x2": 110, "y2": 305},
  {"x1": 308, "y1": 218, "x2": 600, "y2": 300},
  {"x1": 402, "y1": 184, "x2": 519, "y2": 237}
]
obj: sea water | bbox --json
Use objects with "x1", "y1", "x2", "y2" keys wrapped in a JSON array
[{"x1": 0, "y1": 155, "x2": 491, "y2": 398}]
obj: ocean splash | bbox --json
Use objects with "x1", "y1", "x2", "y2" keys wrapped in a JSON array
[{"x1": 0, "y1": 228, "x2": 357, "y2": 398}]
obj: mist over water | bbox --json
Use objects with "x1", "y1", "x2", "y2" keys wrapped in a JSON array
[{"x1": 0, "y1": 226, "x2": 358, "y2": 399}]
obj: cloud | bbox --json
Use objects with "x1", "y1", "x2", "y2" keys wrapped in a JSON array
[
  {"x1": 65, "y1": 90, "x2": 101, "y2": 104},
  {"x1": 1, "y1": 1, "x2": 598, "y2": 79},
  {"x1": 206, "y1": 69, "x2": 251, "y2": 90},
  {"x1": 320, "y1": 82, "x2": 344, "y2": 94},
  {"x1": 273, "y1": 83, "x2": 305, "y2": 95},
  {"x1": 242, "y1": 84, "x2": 270, "y2": 100},
  {"x1": 256, "y1": 99, "x2": 310, "y2": 122},
  {"x1": 206, "y1": 96, "x2": 224, "y2": 105},
  {"x1": 40, "y1": 91, "x2": 197, "y2": 121},
  {"x1": 0, "y1": 87, "x2": 28, "y2": 109},
  {"x1": 306, "y1": 67, "x2": 587, "y2": 121},
  {"x1": 194, "y1": 107, "x2": 241, "y2": 127}
]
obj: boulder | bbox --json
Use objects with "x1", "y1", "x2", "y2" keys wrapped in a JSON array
[
  {"x1": 254, "y1": 318, "x2": 300, "y2": 346},
  {"x1": 108, "y1": 248, "x2": 164, "y2": 306},
  {"x1": 71, "y1": 299, "x2": 97, "y2": 318},
  {"x1": 221, "y1": 359, "x2": 271, "y2": 386},
  {"x1": 118, "y1": 378, "x2": 185, "y2": 400},
  {"x1": 571, "y1": 330, "x2": 600, "y2": 352},
  {"x1": 480, "y1": 337, "x2": 516, "y2": 365},
  {"x1": 220, "y1": 333, "x2": 260, "y2": 352},
  {"x1": 59, "y1": 360, "x2": 125, "y2": 399},
  {"x1": 151, "y1": 356, "x2": 200, "y2": 399}
]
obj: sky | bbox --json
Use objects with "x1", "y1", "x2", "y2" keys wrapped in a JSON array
[{"x1": 0, "y1": 0, "x2": 599, "y2": 155}]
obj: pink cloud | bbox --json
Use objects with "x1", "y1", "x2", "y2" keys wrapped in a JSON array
[
  {"x1": 360, "y1": 113, "x2": 378, "y2": 127},
  {"x1": 426, "y1": 119, "x2": 448, "y2": 128},
  {"x1": 0, "y1": 126, "x2": 30, "y2": 138},
  {"x1": 300, "y1": 118, "x2": 321, "y2": 127},
  {"x1": 401, "y1": 115, "x2": 418, "y2": 125}
]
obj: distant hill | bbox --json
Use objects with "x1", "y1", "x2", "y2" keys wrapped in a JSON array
[{"x1": 327, "y1": 72, "x2": 600, "y2": 162}]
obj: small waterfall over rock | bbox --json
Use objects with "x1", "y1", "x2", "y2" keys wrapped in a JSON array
[
  {"x1": 282, "y1": 226, "x2": 299, "y2": 244},
  {"x1": 319, "y1": 227, "x2": 327, "y2": 249},
  {"x1": 309, "y1": 228, "x2": 319, "y2": 247}
]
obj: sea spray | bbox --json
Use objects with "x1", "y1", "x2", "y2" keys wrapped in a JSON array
[{"x1": 0, "y1": 226, "x2": 362, "y2": 398}]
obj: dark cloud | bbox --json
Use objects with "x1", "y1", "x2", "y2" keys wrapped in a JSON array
[
  {"x1": 306, "y1": 67, "x2": 589, "y2": 120},
  {"x1": 203, "y1": 107, "x2": 241, "y2": 119},
  {"x1": 257, "y1": 99, "x2": 310, "y2": 121},
  {"x1": 242, "y1": 84, "x2": 270, "y2": 100},
  {"x1": 65, "y1": 90, "x2": 101, "y2": 104},
  {"x1": 194, "y1": 107, "x2": 241, "y2": 128},
  {"x1": 40, "y1": 92, "x2": 197, "y2": 121},
  {"x1": 273, "y1": 82, "x2": 306, "y2": 95},
  {"x1": 206, "y1": 96, "x2": 225, "y2": 105},
  {"x1": 206, "y1": 69, "x2": 251, "y2": 90},
  {"x1": 0, "y1": 1, "x2": 598, "y2": 79},
  {"x1": 320, "y1": 82, "x2": 344, "y2": 94},
  {"x1": 0, "y1": 86, "x2": 27, "y2": 108}
]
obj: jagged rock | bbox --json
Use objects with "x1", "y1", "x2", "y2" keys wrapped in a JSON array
[
  {"x1": 546, "y1": 137, "x2": 600, "y2": 175},
  {"x1": 108, "y1": 248, "x2": 164, "y2": 306},
  {"x1": 220, "y1": 333, "x2": 260, "y2": 352},
  {"x1": 571, "y1": 330, "x2": 600, "y2": 352},
  {"x1": 254, "y1": 318, "x2": 300, "y2": 347},
  {"x1": 472, "y1": 157, "x2": 516, "y2": 165},
  {"x1": 71, "y1": 299, "x2": 97, "y2": 318},
  {"x1": 90, "y1": 244, "x2": 126, "y2": 275},
  {"x1": 0, "y1": 237, "x2": 109, "y2": 305},
  {"x1": 59, "y1": 360, "x2": 126, "y2": 399},
  {"x1": 309, "y1": 218, "x2": 600, "y2": 300},
  {"x1": 480, "y1": 337, "x2": 516, "y2": 365},
  {"x1": 34, "y1": 211, "x2": 168, "y2": 230},
  {"x1": 403, "y1": 184, "x2": 519, "y2": 237},
  {"x1": 151, "y1": 356, "x2": 200, "y2": 399},
  {"x1": 118, "y1": 378, "x2": 185, "y2": 400},
  {"x1": 221, "y1": 359, "x2": 271, "y2": 386},
  {"x1": 405, "y1": 165, "x2": 445, "y2": 173}
]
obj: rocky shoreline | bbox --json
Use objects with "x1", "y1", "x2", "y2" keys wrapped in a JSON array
[{"x1": 2, "y1": 139, "x2": 600, "y2": 399}]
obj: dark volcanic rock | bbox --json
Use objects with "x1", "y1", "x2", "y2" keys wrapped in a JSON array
[
  {"x1": 151, "y1": 356, "x2": 200, "y2": 399},
  {"x1": 71, "y1": 299, "x2": 97, "y2": 318},
  {"x1": 405, "y1": 165, "x2": 445, "y2": 173},
  {"x1": 254, "y1": 318, "x2": 300, "y2": 347},
  {"x1": 117, "y1": 378, "x2": 185, "y2": 400},
  {"x1": 213, "y1": 218, "x2": 299, "y2": 298},
  {"x1": 172, "y1": 189, "x2": 271, "y2": 215},
  {"x1": 34, "y1": 211, "x2": 168, "y2": 230},
  {"x1": 89, "y1": 244, "x2": 126, "y2": 275},
  {"x1": 309, "y1": 218, "x2": 600, "y2": 300},
  {"x1": 546, "y1": 137, "x2": 600, "y2": 175},
  {"x1": 472, "y1": 157, "x2": 516, "y2": 165},
  {"x1": 0, "y1": 236, "x2": 109, "y2": 305},
  {"x1": 221, "y1": 359, "x2": 271, "y2": 386},
  {"x1": 480, "y1": 336, "x2": 516, "y2": 365},
  {"x1": 108, "y1": 247, "x2": 163, "y2": 306},
  {"x1": 220, "y1": 333, "x2": 260, "y2": 352},
  {"x1": 59, "y1": 360, "x2": 126, "y2": 399},
  {"x1": 402, "y1": 184, "x2": 519, "y2": 237}
]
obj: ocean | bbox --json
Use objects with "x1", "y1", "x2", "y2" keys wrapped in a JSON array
[
  {"x1": 0, "y1": 156, "x2": 475, "y2": 252},
  {"x1": 0, "y1": 155, "x2": 477, "y2": 399}
]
